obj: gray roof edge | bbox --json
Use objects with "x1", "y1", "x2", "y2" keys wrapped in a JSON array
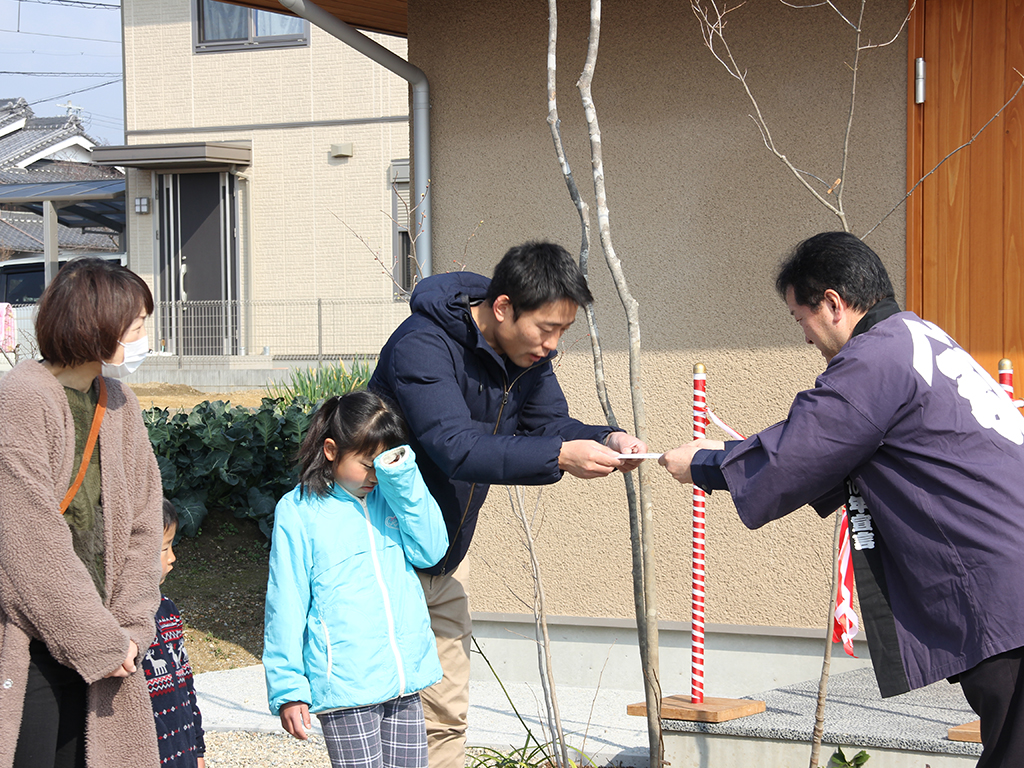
[{"x1": 92, "y1": 141, "x2": 253, "y2": 168}]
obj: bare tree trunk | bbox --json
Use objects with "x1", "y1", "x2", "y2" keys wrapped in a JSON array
[
  {"x1": 545, "y1": 1, "x2": 661, "y2": 763},
  {"x1": 576, "y1": 2, "x2": 663, "y2": 764},
  {"x1": 543, "y1": 4, "x2": 652, "y2": 737},
  {"x1": 809, "y1": 510, "x2": 844, "y2": 768},
  {"x1": 509, "y1": 486, "x2": 571, "y2": 768}
]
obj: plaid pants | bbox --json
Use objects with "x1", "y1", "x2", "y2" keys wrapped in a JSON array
[{"x1": 318, "y1": 693, "x2": 428, "y2": 768}]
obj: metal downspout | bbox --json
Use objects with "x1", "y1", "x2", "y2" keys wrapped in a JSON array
[{"x1": 278, "y1": 0, "x2": 432, "y2": 276}]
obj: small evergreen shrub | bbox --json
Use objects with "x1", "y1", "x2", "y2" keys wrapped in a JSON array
[{"x1": 145, "y1": 397, "x2": 313, "y2": 540}]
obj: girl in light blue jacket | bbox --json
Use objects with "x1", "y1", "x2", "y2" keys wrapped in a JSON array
[{"x1": 263, "y1": 391, "x2": 448, "y2": 768}]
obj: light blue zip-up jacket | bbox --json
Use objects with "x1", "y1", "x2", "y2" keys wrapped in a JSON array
[{"x1": 263, "y1": 445, "x2": 447, "y2": 715}]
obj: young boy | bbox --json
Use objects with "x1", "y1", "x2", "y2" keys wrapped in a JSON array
[{"x1": 143, "y1": 499, "x2": 206, "y2": 767}]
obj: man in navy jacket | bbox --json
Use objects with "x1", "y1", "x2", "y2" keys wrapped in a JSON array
[
  {"x1": 660, "y1": 231, "x2": 1024, "y2": 768},
  {"x1": 370, "y1": 241, "x2": 645, "y2": 768}
]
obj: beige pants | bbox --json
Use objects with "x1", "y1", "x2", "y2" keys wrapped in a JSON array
[{"x1": 417, "y1": 561, "x2": 472, "y2": 768}]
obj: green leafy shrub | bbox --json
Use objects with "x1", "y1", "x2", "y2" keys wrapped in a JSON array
[
  {"x1": 266, "y1": 358, "x2": 375, "y2": 405},
  {"x1": 145, "y1": 397, "x2": 313, "y2": 540},
  {"x1": 828, "y1": 747, "x2": 869, "y2": 767}
]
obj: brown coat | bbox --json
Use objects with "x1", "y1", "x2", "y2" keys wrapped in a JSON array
[{"x1": 0, "y1": 360, "x2": 163, "y2": 767}]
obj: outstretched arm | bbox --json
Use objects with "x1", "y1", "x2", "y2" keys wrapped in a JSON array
[{"x1": 660, "y1": 439, "x2": 726, "y2": 485}]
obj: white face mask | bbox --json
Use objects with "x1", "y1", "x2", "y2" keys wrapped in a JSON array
[{"x1": 102, "y1": 335, "x2": 150, "y2": 379}]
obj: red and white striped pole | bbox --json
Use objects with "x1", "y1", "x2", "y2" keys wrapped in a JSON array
[
  {"x1": 691, "y1": 363, "x2": 708, "y2": 704},
  {"x1": 999, "y1": 358, "x2": 1014, "y2": 400}
]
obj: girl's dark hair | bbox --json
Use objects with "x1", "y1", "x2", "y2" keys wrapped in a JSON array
[
  {"x1": 162, "y1": 498, "x2": 178, "y2": 530},
  {"x1": 297, "y1": 390, "x2": 408, "y2": 497},
  {"x1": 36, "y1": 257, "x2": 154, "y2": 367}
]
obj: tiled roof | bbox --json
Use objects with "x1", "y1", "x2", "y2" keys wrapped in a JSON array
[
  {"x1": 0, "y1": 160, "x2": 121, "y2": 185},
  {"x1": 0, "y1": 113, "x2": 96, "y2": 169},
  {"x1": 0, "y1": 97, "x2": 31, "y2": 131},
  {"x1": 0, "y1": 100, "x2": 125, "y2": 248},
  {"x1": 0, "y1": 209, "x2": 119, "y2": 254}
]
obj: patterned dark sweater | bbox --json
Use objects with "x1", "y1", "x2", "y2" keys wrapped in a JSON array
[{"x1": 144, "y1": 596, "x2": 205, "y2": 766}]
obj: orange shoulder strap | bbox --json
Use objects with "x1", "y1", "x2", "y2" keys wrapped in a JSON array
[{"x1": 59, "y1": 376, "x2": 108, "y2": 515}]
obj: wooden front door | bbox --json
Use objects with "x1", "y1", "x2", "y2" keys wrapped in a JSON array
[{"x1": 907, "y1": 0, "x2": 1024, "y2": 378}]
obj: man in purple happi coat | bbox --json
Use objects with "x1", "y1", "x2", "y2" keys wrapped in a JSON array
[{"x1": 661, "y1": 231, "x2": 1024, "y2": 768}]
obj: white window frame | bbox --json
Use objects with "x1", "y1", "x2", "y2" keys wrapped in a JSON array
[
  {"x1": 390, "y1": 160, "x2": 415, "y2": 300},
  {"x1": 194, "y1": 0, "x2": 309, "y2": 53}
]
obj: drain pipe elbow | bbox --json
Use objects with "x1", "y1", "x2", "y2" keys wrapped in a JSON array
[{"x1": 278, "y1": 0, "x2": 432, "y2": 276}]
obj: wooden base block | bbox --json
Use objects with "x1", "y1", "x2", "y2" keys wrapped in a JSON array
[
  {"x1": 627, "y1": 694, "x2": 766, "y2": 723},
  {"x1": 948, "y1": 719, "x2": 981, "y2": 743}
]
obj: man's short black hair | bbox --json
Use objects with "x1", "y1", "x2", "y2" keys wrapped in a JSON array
[
  {"x1": 776, "y1": 231, "x2": 895, "y2": 311},
  {"x1": 485, "y1": 242, "x2": 594, "y2": 317}
]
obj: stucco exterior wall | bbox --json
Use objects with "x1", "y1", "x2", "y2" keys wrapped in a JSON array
[
  {"x1": 121, "y1": 0, "x2": 412, "y2": 349},
  {"x1": 410, "y1": 0, "x2": 909, "y2": 629}
]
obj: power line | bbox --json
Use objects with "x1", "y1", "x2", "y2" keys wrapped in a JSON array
[
  {"x1": 28, "y1": 78, "x2": 121, "y2": 105},
  {"x1": 1, "y1": 71, "x2": 122, "y2": 76},
  {"x1": 0, "y1": 28, "x2": 120, "y2": 43},
  {"x1": 17, "y1": 0, "x2": 120, "y2": 9},
  {"x1": 2, "y1": 49, "x2": 121, "y2": 56}
]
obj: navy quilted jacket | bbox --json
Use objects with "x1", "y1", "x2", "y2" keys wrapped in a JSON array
[{"x1": 369, "y1": 272, "x2": 617, "y2": 575}]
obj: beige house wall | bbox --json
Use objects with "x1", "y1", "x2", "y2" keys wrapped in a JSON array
[
  {"x1": 121, "y1": 0, "x2": 412, "y2": 353},
  {"x1": 410, "y1": 0, "x2": 909, "y2": 631}
]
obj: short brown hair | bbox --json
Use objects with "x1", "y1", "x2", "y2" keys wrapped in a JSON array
[{"x1": 35, "y1": 258, "x2": 154, "y2": 367}]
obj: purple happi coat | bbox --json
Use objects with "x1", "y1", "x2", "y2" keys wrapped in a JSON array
[{"x1": 722, "y1": 306, "x2": 1024, "y2": 696}]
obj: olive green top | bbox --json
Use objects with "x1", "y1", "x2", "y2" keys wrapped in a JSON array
[{"x1": 63, "y1": 385, "x2": 106, "y2": 602}]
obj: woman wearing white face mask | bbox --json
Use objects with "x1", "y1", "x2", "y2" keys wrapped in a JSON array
[{"x1": 0, "y1": 258, "x2": 163, "y2": 768}]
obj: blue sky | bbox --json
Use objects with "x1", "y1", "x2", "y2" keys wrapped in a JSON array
[{"x1": 0, "y1": 0, "x2": 125, "y2": 145}]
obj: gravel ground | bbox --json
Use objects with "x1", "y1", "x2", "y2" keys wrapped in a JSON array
[
  {"x1": 205, "y1": 731, "x2": 331, "y2": 766},
  {"x1": 204, "y1": 733, "x2": 492, "y2": 767}
]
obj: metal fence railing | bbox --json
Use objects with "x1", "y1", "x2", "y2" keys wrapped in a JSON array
[
  {"x1": 151, "y1": 299, "x2": 410, "y2": 359},
  {"x1": 3, "y1": 299, "x2": 411, "y2": 363}
]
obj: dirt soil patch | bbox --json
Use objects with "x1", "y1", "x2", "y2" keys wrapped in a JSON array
[
  {"x1": 131, "y1": 382, "x2": 269, "y2": 410},
  {"x1": 162, "y1": 507, "x2": 269, "y2": 674},
  {"x1": 134, "y1": 383, "x2": 278, "y2": 673}
]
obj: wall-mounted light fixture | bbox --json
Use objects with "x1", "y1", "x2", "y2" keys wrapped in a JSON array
[{"x1": 134, "y1": 197, "x2": 150, "y2": 214}]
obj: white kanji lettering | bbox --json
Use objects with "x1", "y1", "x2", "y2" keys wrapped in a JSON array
[
  {"x1": 904, "y1": 318, "x2": 1024, "y2": 445},
  {"x1": 846, "y1": 495, "x2": 867, "y2": 513},
  {"x1": 852, "y1": 531, "x2": 876, "y2": 550},
  {"x1": 904, "y1": 317, "x2": 954, "y2": 386},
  {"x1": 849, "y1": 512, "x2": 873, "y2": 533},
  {"x1": 935, "y1": 346, "x2": 1024, "y2": 445}
]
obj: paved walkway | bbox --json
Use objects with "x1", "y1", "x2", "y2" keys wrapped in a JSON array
[
  {"x1": 194, "y1": 665, "x2": 981, "y2": 767},
  {"x1": 194, "y1": 665, "x2": 651, "y2": 766}
]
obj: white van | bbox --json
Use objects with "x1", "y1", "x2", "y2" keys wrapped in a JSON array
[
  {"x1": 0, "y1": 253, "x2": 126, "y2": 305},
  {"x1": 0, "y1": 254, "x2": 126, "y2": 361}
]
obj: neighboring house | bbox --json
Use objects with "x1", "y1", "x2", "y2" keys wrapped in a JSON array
[
  {"x1": 105, "y1": 0, "x2": 1019, "y2": 701},
  {"x1": 0, "y1": 98, "x2": 123, "y2": 263},
  {"x1": 95, "y1": 0, "x2": 411, "y2": 361},
  {"x1": 0, "y1": 97, "x2": 98, "y2": 170}
]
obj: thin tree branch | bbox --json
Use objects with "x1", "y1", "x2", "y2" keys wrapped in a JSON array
[
  {"x1": 693, "y1": 0, "x2": 846, "y2": 225},
  {"x1": 863, "y1": 70, "x2": 1024, "y2": 239},
  {"x1": 859, "y1": 0, "x2": 916, "y2": 51},
  {"x1": 780, "y1": 0, "x2": 856, "y2": 30}
]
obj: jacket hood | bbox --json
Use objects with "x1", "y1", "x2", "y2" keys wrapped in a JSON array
[{"x1": 409, "y1": 271, "x2": 492, "y2": 352}]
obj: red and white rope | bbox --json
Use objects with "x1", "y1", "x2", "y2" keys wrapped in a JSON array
[
  {"x1": 706, "y1": 407, "x2": 745, "y2": 440},
  {"x1": 833, "y1": 508, "x2": 859, "y2": 657},
  {"x1": 691, "y1": 368, "x2": 708, "y2": 704}
]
